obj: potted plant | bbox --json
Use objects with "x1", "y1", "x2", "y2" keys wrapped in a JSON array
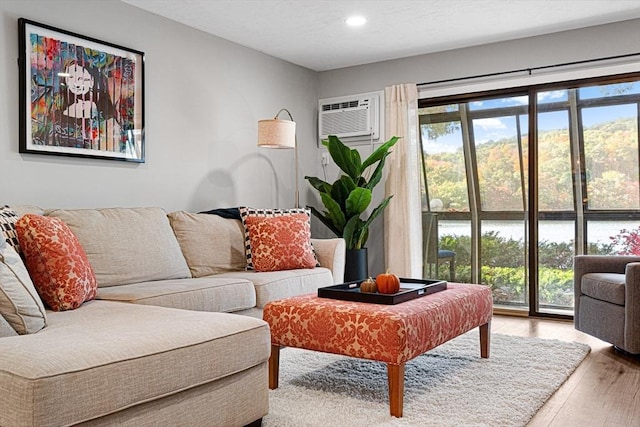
[{"x1": 305, "y1": 134, "x2": 399, "y2": 281}]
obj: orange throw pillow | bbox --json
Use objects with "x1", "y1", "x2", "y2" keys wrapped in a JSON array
[
  {"x1": 16, "y1": 214, "x2": 97, "y2": 311},
  {"x1": 244, "y1": 213, "x2": 317, "y2": 272},
  {"x1": 239, "y1": 207, "x2": 315, "y2": 270}
]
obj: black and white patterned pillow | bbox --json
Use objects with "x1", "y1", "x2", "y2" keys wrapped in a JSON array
[
  {"x1": 0, "y1": 206, "x2": 22, "y2": 255},
  {"x1": 239, "y1": 207, "x2": 318, "y2": 270}
]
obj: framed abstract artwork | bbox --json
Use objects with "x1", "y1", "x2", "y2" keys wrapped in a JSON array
[{"x1": 18, "y1": 18, "x2": 145, "y2": 162}]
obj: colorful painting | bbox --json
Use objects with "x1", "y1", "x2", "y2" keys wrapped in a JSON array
[{"x1": 19, "y1": 19, "x2": 145, "y2": 162}]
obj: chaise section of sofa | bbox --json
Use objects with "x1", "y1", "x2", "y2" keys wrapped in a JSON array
[
  {"x1": 0, "y1": 300, "x2": 270, "y2": 427},
  {"x1": 2, "y1": 204, "x2": 346, "y2": 426}
]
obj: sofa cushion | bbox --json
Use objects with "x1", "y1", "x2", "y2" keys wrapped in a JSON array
[
  {"x1": 0, "y1": 206, "x2": 22, "y2": 255},
  {"x1": 239, "y1": 207, "x2": 313, "y2": 270},
  {"x1": 216, "y1": 267, "x2": 334, "y2": 308},
  {"x1": 0, "y1": 300, "x2": 270, "y2": 427},
  {"x1": 0, "y1": 238, "x2": 47, "y2": 334},
  {"x1": 581, "y1": 272, "x2": 626, "y2": 306},
  {"x1": 16, "y1": 214, "x2": 97, "y2": 311},
  {"x1": 96, "y1": 276, "x2": 256, "y2": 313},
  {"x1": 10, "y1": 205, "x2": 45, "y2": 217},
  {"x1": 0, "y1": 314, "x2": 18, "y2": 337},
  {"x1": 244, "y1": 213, "x2": 318, "y2": 272},
  {"x1": 47, "y1": 207, "x2": 191, "y2": 287},
  {"x1": 167, "y1": 211, "x2": 246, "y2": 277}
]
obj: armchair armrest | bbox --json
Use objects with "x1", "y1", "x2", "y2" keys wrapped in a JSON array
[
  {"x1": 573, "y1": 255, "x2": 640, "y2": 339},
  {"x1": 573, "y1": 255, "x2": 640, "y2": 292},
  {"x1": 624, "y1": 262, "x2": 640, "y2": 353},
  {"x1": 311, "y1": 238, "x2": 346, "y2": 284},
  {"x1": 574, "y1": 255, "x2": 640, "y2": 295},
  {"x1": 574, "y1": 255, "x2": 640, "y2": 276}
]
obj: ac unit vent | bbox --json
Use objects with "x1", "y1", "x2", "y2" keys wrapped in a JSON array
[
  {"x1": 322, "y1": 100, "x2": 360, "y2": 111},
  {"x1": 318, "y1": 92, "x2": 381, "y2": 141}
]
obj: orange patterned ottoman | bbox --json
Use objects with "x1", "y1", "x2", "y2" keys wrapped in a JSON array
[{"x1": 263, "y1": 283, "x2": 492, "y2": 417}]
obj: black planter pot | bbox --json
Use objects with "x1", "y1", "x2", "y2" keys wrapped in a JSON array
[{"x1": 345, "y1": 248, "x2": 368, "y2": 282}]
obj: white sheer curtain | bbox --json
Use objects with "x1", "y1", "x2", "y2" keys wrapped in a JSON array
[{"x1": 383, "y1": 84, "x2": 422, "y2": 278}]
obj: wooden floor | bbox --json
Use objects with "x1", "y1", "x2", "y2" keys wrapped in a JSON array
[{"x1": 491, "y1": 314, "x2": 640, "y2": 427}]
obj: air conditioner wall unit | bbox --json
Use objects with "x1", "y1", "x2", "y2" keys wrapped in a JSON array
[{"x1": 318, "y1": 91, "x2": 382, "y2": 143}]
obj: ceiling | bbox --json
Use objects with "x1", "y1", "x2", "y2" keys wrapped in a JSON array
[{"x1": 120, "y1": 0, "x2": 640, "y2": 72}]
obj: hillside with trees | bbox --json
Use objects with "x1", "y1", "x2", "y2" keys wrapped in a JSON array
[{"x1": 425, "y1": 117, "x2": 639, "y2": 212}]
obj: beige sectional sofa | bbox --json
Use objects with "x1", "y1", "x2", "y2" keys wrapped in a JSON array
[{"x1": 0, "y1": 206, "x2": 345, "y2": 427}]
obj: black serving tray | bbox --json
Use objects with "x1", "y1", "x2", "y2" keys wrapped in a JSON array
[{"x1": 318, "y1": 278, "x2": 447, "y2": 305}]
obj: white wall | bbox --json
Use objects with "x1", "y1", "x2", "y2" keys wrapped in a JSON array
[
  {"x1": 2, "y1": 2, "x2": 638, "y2": 277},
  {"x1": 315, "y1": 19, "x2": 640, "y2": 275},
  {"x1": 318, "y1": 19, "x2": 640, "y2": 97},
  {"x1": 0, "y1": 0, "x2": 318, "y2": 213}
]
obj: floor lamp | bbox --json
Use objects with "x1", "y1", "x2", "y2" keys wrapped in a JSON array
[{"x1": 257, "y1": 108, "x2": 299, "y2": 208}]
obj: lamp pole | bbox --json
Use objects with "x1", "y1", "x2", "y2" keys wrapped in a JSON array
[{"x1": 272, "y1": 108, "x2": 299, "y2": 208}]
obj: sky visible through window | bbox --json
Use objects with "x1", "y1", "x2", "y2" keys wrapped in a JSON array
[{"x1": 423, "y1": 84, "x2": 639, "y2": 154}]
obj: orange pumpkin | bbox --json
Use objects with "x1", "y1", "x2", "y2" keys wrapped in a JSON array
[
  {"x1": 360, "y1": 277, "x2": 377, "y2": 293},
  {"x1": 376, "y1": 270, "x2": 400, "y2": 294}
]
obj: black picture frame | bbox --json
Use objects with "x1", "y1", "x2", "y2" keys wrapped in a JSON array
[{"x1": 18, "y1": 18, "x2": 145, "y2": 162}]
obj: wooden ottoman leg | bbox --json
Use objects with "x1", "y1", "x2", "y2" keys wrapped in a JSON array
[
  {"x1": 480, "y1": 321, "x2": 491, "y2": 358},
  {"x1": 387, "y1": 363, "x2": 405, "y2": 417},
  {"x1": 269, "y1": 345, "x2": 281, "y2": 389}
]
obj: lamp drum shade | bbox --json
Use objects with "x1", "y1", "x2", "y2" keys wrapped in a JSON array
[{"x1": 258, "y1": 119, "x2": 296, "y2": 148}]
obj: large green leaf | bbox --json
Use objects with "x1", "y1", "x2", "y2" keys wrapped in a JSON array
[
  {"x1": 350, "y1": 148, "x2": 362, "y2": 173},
  {"x1": 336, "y1": 174, "x2": 357, "y2": 193},
  {"x1": 320, "y1": 192, "x2": 346, "y2": 231},
  {"x1": 305, "y1": 176, "x2": 332, "y2": 194},
  {"x1": 361, "y1": 195, "x2": 393, "y2": 232},
  {"x1": 365, "y1": 152, "x2": 390, "y2": 190},
  {"x1": 345, "y1": 187, "x2": 372, "y2": 217},
  {"x1": 342, "y1": 216, "x2": 356, "y2": 248},
  {"x1": 360, "y1": 136, "x2": 399, "y2": 172},
  {"x1": 327, "y1": 135, "x2": 359, "y2": 180},
  {"x1": 307, "y1": 205, "x2": 341, "y2": 237},
  {"x1": 355, "y1": 226, "x2": 369, "y2": 249},
  {"x1": 343, "y1": 216, "x2": 364, "y2": 249},
  {"x1": 331, "y1": 175, "x2": 356, "y2": 211}
]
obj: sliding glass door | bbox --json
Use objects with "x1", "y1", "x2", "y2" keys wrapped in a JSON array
[{"x1": 419, "y1": 74, "x2": 640, "y2": 316}]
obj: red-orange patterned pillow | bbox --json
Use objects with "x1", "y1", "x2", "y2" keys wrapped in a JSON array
[
  {"x1": 15, "y1": 214, "x2": 97, "y2": 311},
  {"x1": 244, "y1": 213, "x2": 317, "y2": 272}
]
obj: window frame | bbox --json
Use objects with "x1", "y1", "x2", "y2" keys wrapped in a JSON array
[{"x1": 418, "y1": 72, "x2": 640, "y2": 318}]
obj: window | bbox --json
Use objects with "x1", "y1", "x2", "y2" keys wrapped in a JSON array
[{"x1": 419, "y1": 74, "x2": 640, "y2": 316}]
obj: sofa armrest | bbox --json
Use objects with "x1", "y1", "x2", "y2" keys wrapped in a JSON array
[{"x1": 311, "y1": 238, "x2": 346, "y2": 284}]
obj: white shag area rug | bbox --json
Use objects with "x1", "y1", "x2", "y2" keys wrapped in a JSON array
[{"x1": 263, "y1": 331, "x2": 590, "y2": 427}]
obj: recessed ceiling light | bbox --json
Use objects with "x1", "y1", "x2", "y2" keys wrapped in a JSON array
[{"x1": 345, "y1": 16, "x2": 366, "y2": 27}]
